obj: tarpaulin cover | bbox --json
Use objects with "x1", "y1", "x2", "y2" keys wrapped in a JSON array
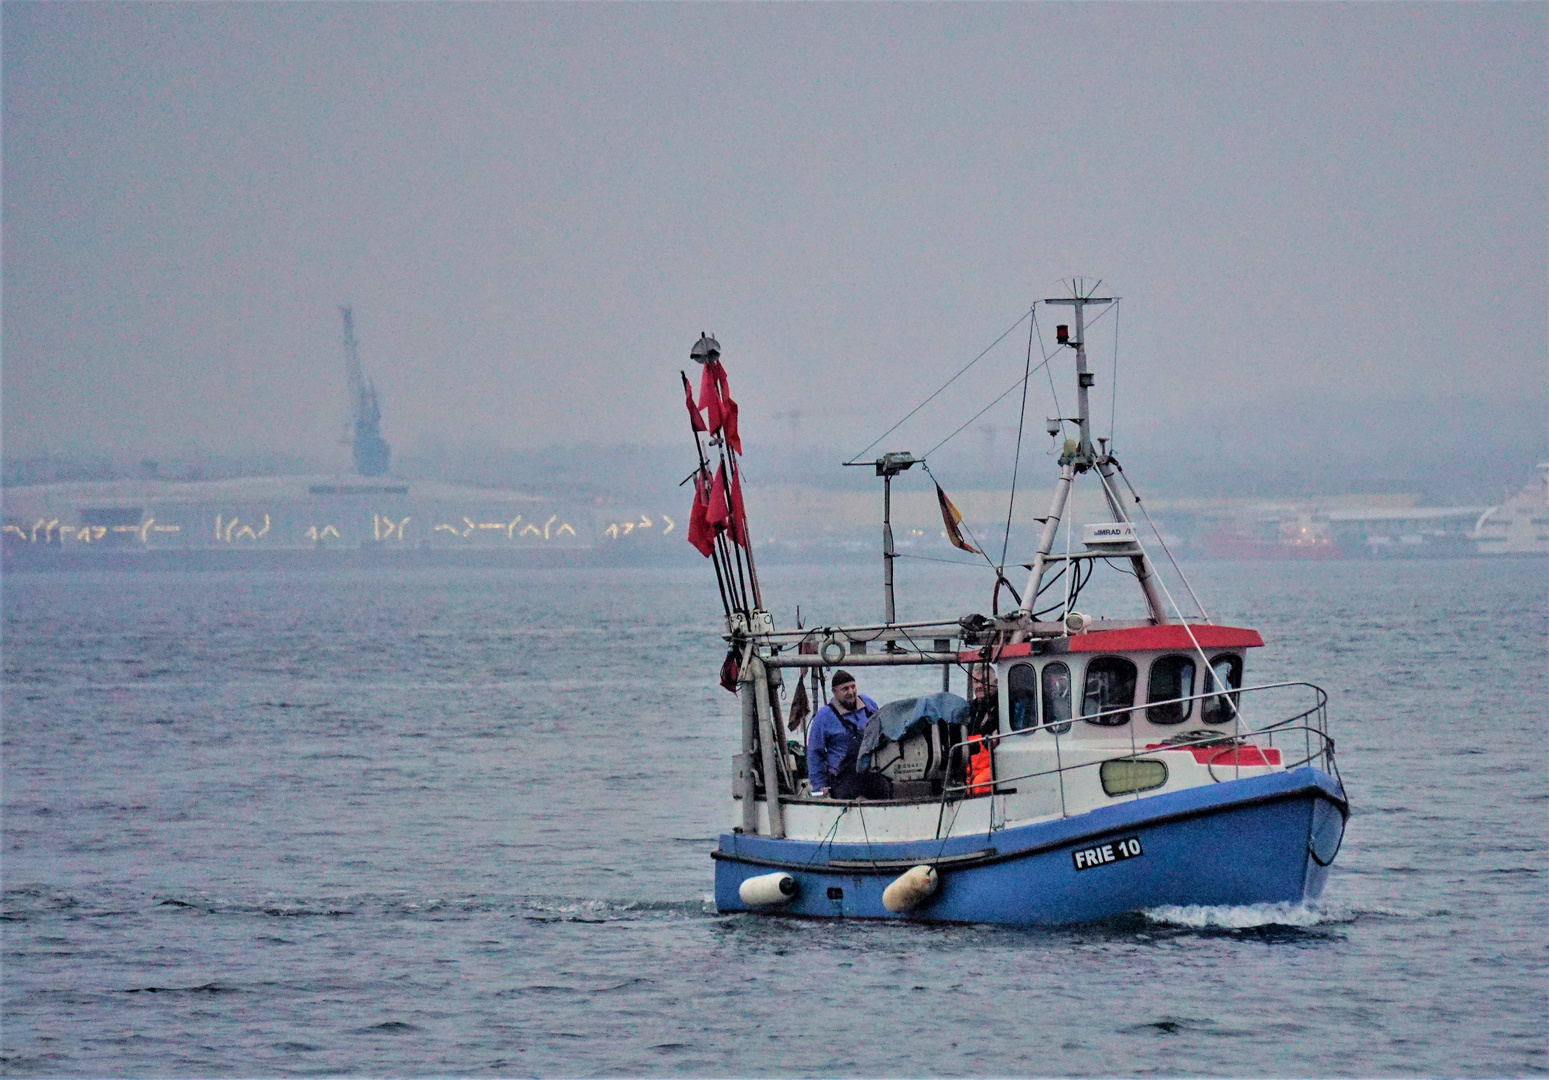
[{"x1": 857, "y1": 692, "x2": 969, "y2": 773}]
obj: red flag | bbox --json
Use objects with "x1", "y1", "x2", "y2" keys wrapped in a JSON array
[
  {"x1": 713, "y1": 363, "x2": 742, "y2": 455},
  {"x1": 719, "y1": 647, "x2": 741, "y2": 693},
  {"x1": 698, "y1": 363, "x2": 722, "y2": 433},
  {"x1": 728, "y1": 464, "x2": 749, "y2": 548},
  {"x1": 707, "y1": 464, "x2": 732, "y2": 529},
  {"x1": 715, "y1": 364, "x2": 741, "y2": 455},
  {"x1": 786, "y1": 675, "x2": 810, "y2": 731},
  {"x1": 681, "y1": 372, "x2": 706, "y2": 433},
  {"x1": 686, "y1": 468, "x2": 717, "y2": 557},
  {"x1": 697, "y1": 360, "x2": 743, "y2": 456}
]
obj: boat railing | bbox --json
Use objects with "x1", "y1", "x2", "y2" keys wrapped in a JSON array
[{"x1": 937, "y1": 680, "x2": 1336, "y2": 810}]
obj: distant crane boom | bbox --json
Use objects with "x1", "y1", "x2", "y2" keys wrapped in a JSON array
[{"x1": 339, "y1": 306, "x2": 391, "y2": 477}]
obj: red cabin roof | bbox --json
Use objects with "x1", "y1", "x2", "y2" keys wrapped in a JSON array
[{"x1": 961, "y1": 623, "x2": 1263, "y2": 662}]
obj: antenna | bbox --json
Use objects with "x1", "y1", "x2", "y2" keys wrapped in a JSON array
[
  {"x1": 846, "y1": 451, "x2": 920, "y2": 624},
  {"x1": 1016, "y1": 280, "x2": 1170, "y2": 627}
]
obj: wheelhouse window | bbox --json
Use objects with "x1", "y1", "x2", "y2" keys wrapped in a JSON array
[
  {"x1": 1201, "y1": 654, "x2": 1244, "y2": 725},
  {"x1": 1041, "y1": 662, "x2": 1072, "y2": 734},
  {"x1": 1008, "y1": 663, "x2": 1037, "y2": 732},
  {"x1": 1082, "y1": 656, "x2": 1137, "y2": 726},
  {"x1": 1146, "y1": 655, "x2": 1196, "y2": 724}
]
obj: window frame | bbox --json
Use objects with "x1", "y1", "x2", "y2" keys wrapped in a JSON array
[
  {"x1": 1007, "y1": 662, "x2": 1038, "y2": 733},
  {"x1": 1081, "y1": 655, "x2": 1138, "y2": 727},
  {"x1": 1145, "y1": 654, "x2": 1197, "y2": 725},
  {"x1": 1201, "y1": 652, "x2": 1244, "y2": 725},
  {"x1": 1039, "y1": 661, "x2": 1074, "y2": 734}
]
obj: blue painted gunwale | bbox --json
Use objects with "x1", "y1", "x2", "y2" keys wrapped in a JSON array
[{"x1": 713, "y1": 767, "x2": 1347, "y2": 925}]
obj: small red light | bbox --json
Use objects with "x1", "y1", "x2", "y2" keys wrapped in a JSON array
[{"x1": 1056, "y1": 325, "x2": 1069, "y2": 343}]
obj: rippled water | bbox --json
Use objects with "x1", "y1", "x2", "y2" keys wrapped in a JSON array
[{"x1": 3, "y1": 559, "x2": 1545, "y2": 1076}]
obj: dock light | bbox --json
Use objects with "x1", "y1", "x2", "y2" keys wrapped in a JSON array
[{"x1": 1056, "y1": 325, "x2": 1069, "y2": 344}]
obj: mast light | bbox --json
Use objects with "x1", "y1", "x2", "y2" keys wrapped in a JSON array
[
  {"x1": 875, "y1": 451, "x2": 920, "y2": 478},
  {"x1": 1056, "y1": 325, "x2": 1069, "y2": 344}
]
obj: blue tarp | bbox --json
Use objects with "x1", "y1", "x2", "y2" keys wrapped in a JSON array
[{"x1": 857, "y1": 692, "x2": 969, "y2": 773}]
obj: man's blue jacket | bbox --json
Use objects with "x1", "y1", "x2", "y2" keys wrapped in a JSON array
[{"x1": 805, "y1": 694, "x2": 878, "y2": 794}]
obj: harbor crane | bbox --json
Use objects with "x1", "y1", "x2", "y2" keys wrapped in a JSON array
[{"x1": 339, "y1": 306, "x2": 391, "y2": 477}]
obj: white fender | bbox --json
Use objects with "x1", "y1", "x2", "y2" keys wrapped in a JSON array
[
  {"x1": 882, "y1": 864, "x2": 939, "y2": 912},
  {"x1": 738, "y1": 872, "x2": 798, "y2": 906}
]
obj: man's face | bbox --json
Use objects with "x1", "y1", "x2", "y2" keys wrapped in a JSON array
[
  {"x1": 833, "y1": 681, "x2": 859, "y2": 710},
  {"x1": 972, "y1": 672, "x2": 997, "y2": 699}
]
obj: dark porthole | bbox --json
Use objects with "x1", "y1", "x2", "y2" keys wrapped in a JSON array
[
  {"x1": 1083, "y1": 657, "x2": 1137, "y2": 726},
  {"x1": 1146, "y1": 655, "x2": 1196, "y2": 724},
  {"x1": 1008, "y1": 663, "x2": 1037, "y2": 732}
]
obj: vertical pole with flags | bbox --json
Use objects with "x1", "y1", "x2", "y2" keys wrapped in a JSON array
[{"x1": 691, "y1": 333, "x2": 762, "y2": 615}]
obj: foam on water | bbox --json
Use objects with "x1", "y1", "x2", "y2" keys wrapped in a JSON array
[{"x1": 1144, "y1": 901, "x2": 1338, "y2": 929}]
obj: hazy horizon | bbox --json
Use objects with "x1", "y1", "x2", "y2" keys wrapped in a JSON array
[{"x1": 4, "y1": 4, "x2": 1545, "y2": 498}]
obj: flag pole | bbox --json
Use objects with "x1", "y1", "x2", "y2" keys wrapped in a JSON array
[{"x1": 682, "y1": 371, "x2": 733, "y2": 619}]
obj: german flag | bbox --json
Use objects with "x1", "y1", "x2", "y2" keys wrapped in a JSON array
[{"x1": 935, "y1": 482, "x2": 981, "y2": 554}]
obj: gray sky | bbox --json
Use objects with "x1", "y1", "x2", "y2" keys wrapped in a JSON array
[{"x1": 4, "y1": 3, "x2": 1544, "y2": 478}]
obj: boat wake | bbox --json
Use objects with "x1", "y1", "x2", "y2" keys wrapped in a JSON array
[{"x1": 1143, "y1": 901, "x2": 1348, "y2": 929}]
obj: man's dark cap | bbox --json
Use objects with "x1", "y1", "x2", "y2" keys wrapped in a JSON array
[{"x1": 831, "y1": 669, "x2": 856, "y2": 690}]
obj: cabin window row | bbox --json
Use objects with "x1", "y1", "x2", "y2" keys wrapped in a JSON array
[{"x1": 1005, "y1": 653, "x2": 1243, "y2": 732}]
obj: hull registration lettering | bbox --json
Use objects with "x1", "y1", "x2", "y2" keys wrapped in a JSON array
[{"x1": 1072, "y1": 836, "x2": 1143, "y2": 871}]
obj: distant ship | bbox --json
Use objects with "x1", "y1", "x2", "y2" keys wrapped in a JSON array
[{"x1": 1471, "y1": 464, "x2": 1549, "y2": 555}]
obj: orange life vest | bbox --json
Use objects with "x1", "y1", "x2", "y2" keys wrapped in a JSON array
[{"x1": 966, "y1": 736, "x2": 993, "y2": 797}]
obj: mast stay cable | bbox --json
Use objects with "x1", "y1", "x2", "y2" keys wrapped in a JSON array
[
  {"x1": 999, "y1": 307, "x2": 1038, "y2": 571},
  {"x1": 845, "y1": 306, "x2": 1036, "y2": 466}
]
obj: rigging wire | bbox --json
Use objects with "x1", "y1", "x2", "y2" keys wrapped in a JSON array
[
  {"x1": 920, "y1": 462, "x2": 1001, "y2": 577},
  {"x1": 895, "y1": 551, "x2": 989, "y2": 569},
  {"x1": 1032, "y1": 312, "x2": 1063, "y2": 442},
  {"x1": 921, "y1": 353, "x2": 1057, "y2": 460},
  {"x1": 845, "y1": 306, "x2": 1035, "y2": 465},
  {"x1": 1110, "y1": 459, "x2": 1211, "y2": 621},
  {"x1": 999, "y1": 308, "x2": 1037, "y2": 571},
  {"x1": 1110, "y1": 299, "x2": 1120, "y2": 444}
]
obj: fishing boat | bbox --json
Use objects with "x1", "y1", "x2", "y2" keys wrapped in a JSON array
[{"x1": 678, "y1": 283, "x2": 1349, "y2": 925}]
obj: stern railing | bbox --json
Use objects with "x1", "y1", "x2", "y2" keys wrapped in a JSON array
[{"x1": 937, "y1": 680, "x2": 1340, "y2": 816}]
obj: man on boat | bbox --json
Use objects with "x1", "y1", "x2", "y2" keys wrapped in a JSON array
[
  {"x1": 968, "y1": 666, "x2": 999, "y2": 737},
  {"x1": 806, "y1": 670, "x2": 884, "y2": 800}
]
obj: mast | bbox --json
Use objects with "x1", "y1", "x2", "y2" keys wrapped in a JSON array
[
  {"x1": 1017, "y1": 281, "x2": 1167, "y2": 626},
  {"x1": 845, "y1": 451, "x2": 918, "y2": 625}
]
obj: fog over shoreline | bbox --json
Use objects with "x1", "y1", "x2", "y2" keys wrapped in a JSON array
[{"x1": 5, "y1": 4, "x2": 1544, "y2": 503}]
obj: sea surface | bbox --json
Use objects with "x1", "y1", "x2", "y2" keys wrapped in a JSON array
[{"x1": 2, "y1": 557, "x2": 1545, "y2": 1077}]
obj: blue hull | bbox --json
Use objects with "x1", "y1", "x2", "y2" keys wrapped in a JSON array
[{"x1": 714, "y1": 768, "x2": 1348, "y2": 925}]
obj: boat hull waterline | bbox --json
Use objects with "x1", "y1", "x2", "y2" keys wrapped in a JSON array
[{"x1": 714, "y1": 769, "x2": 1347, "y2": 925}]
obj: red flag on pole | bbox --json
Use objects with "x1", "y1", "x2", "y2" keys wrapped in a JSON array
[
  {"x1": 681, "y1": 372, "x2": 706, "y2": 433},
  {"x1": 707, "y1": 464, "x2": 732, "y2": 530},
  {"x1": 697, "y1": 360, "x2": 743, "y2": 456},
  {"x1": 728, "y1": 465, "x2": 750, "y2": 548},
  {"x1": 686, "y1": 468, "x2": 717, "y2": 557},
  {"x1": 698, "y1": 363, "x2": 722, "y2": 433},
  {"x1": 716, "y1": 366, "x2": 742, "y2": 456}
]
